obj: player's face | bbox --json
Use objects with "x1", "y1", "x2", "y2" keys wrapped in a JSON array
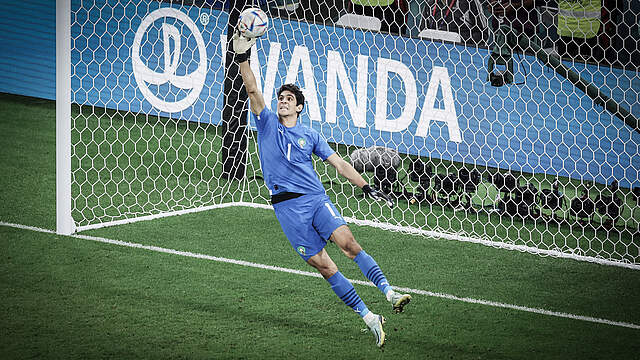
[{"x1": 277, "y1": 91, "x2": 302, "y2": 118}]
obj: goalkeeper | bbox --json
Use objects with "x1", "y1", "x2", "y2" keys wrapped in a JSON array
[{"x1": 232, "y1": 31, "x2": 411, "y2": 348}]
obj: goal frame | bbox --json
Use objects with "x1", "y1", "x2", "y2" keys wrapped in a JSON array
[
  {"x1": 57, "y1": 0, "x2": 74, "y2": 235},
  {"x1": 55, "y1": 0, "x2": 640, "y2": 270}
]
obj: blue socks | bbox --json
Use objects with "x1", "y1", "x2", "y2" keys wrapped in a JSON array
[
  {"x1": 354, "y1": 250, "x2": 392, "y2": 296},
  {"x1": 326, "y1": 251, "x2": 393, "y2": 319},
  {"x1": 327, "y1": 271, "x2": 369, "y2": 317}
]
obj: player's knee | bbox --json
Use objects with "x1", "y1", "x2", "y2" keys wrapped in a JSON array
[
  {"x1": 330, "y1": 226, "x2": 362, "y2": 259},
  {"x1": 307, "y1": 253, "x2": 338, "y2": 278},
  {"x1": 316, "y1": 263, "x2": 338, "y2": 279},
  {"x1": 341, "y1": 238, "x2": 362, "y2": 259}
]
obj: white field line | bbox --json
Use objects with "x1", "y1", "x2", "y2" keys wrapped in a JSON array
[
  {"x1": 76, "y1": 202, "x2": 640, "y2": 270},
  {"x1": 2, "y1": 221, "x2": 639, "y2": 331}
]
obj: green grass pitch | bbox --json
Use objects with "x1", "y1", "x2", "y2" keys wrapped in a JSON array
[{"x1": 1, "y1": 93, "x2": 639, "y2": 359}]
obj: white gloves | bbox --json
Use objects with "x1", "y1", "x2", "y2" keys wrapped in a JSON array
[{"x1": 232, "y1": 31, "x2": 256, "y2": 62}]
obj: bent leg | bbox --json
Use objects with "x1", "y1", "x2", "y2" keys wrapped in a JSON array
[
  {"x1": 330, "y1": 225, "x2": 412, "y2": 313},
  {"x1": 307, "y1": 249, "x2": 370, "y2": 317},
  {"x1": 306, "y1": 248, "x2": 338, "y2": 279},
  {"x1": 329, "y1": 225, "x2": 362, "y2": 259},
  {"x1": 330, "y1": 225, "x2": 391, "y2": 296}
]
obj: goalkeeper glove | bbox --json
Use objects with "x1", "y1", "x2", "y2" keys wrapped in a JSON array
[
  {"x1": 362, "y1": 185, "x2": 394, "y2": 208},
  {"x1": 231, "y1": 31, "x2": 256, "y2": 63}
]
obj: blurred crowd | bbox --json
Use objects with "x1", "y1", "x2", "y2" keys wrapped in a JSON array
[{"x1": 200, "y1": 0, "x2": 640, "y2": 69}]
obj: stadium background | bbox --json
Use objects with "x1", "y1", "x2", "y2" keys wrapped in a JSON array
[
  {"x1": 1, "y1": 0, "x2": 638, "y2": 187},
  {"x1": 1, "y1": 0, "x2": 640, "y2": 358}
]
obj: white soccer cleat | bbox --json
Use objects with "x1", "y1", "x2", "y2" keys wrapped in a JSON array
[
  {"x1": 366, "y1": 314, "x2": 386, "y2": 348},
  {"x1": 390, "y1": 292, "x2": 412, "y2": 314}
]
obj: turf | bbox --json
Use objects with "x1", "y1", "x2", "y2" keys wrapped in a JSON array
[
  {"x1": 1, "y1": 92, "x2": 640, "y2": 359},
  {"x1": 63, "y1": 94, "x2": 640, "y2": 264}
]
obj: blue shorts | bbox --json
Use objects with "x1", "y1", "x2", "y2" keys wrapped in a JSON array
[{"x1": 272, "y1": 193, "x2": 347, "y2": 261}]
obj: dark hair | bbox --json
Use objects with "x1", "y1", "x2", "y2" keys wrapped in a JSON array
[{"x1": 277, "y1": 84, "x2": 305, "y2": 114}]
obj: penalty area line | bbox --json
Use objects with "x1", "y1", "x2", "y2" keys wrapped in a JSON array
[{"x1": 2, "y1": 221, "x2": 639, "y2": 331}]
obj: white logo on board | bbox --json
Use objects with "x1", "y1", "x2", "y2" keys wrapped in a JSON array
[{"x1": 132, "y1": 8, "x2": 207, "y2": 113}]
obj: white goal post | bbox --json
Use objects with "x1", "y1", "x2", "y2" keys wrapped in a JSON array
[
  {"x1": 57, "y1": 0, "x2": 74, "y2": 235},
  {"x1": 57, "y1": 0, "x2": 640, "y2": 268}
]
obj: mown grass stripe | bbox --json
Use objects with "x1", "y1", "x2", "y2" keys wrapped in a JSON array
[{"x1": 2, "y1": 220, "x2": 639, "y2": 330}]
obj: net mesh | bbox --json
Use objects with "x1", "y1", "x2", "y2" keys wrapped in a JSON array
[{"x1": 70, "y1": 0, "x2": 640, "y2": 266}]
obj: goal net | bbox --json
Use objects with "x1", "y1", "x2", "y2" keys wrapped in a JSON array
[{"x1": 58, "y1": 0, "x2": 640, "y2": 268}]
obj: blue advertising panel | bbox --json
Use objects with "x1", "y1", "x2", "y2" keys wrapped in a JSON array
[
  {"x1": 0, "y1": 1, "x2": 55, "y2": 99},
  {"x1": 1, "y1": 0, "x2": 639, "y2": 188}
]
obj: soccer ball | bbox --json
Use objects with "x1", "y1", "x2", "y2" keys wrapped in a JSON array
[{"x1": 237, "y1": 8, "x2": 269, "y2": 38}]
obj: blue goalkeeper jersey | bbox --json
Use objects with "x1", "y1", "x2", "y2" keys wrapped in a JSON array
[{"x1": 253, "y1": 107, "x2": 335, "y2": 195}]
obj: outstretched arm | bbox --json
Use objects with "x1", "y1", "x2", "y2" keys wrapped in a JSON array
[
  {"x1": 325, "y1": 153, "x2": 394, "y2": 207},
  {"x1": 233, "y1": 33, "x2": 265, "y2": 115},
  {"x1": 326, "y1": 153, "x2": 367, "y2": 188},
  {"x1": 238, "y1": 60, "x2": 265, "y2": 115}
]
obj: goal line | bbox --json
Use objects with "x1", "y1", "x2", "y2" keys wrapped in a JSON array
[
  {"x1": 74, "y1": 202, "x2": 640, "y2": 271},
  {"x1": 1, "y1": 220, "x2": 638, "y2": 330}
]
